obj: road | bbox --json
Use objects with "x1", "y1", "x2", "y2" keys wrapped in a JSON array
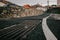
[
  {"x1": 0, "y1": 20, "x2": 40, "y2": 40},
  {"x1": 0, "y1": 13, "x2": 59, "y2": 40}
]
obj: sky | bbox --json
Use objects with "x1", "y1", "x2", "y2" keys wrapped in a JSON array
[{"x1": 6, "y1": 0, "x2": 57, "y2": 6}]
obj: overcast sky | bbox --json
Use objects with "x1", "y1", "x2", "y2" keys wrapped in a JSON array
[{"x1": 6, "y1": 0, "x2": 57, "y2": 6}]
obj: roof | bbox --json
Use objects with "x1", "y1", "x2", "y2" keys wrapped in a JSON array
[
  {"x1": 23, "y1": 4, "x2": 31, "y2": 9},
  {"x1": 0, "y1": 2, "x2": 6, "y2": 6}
]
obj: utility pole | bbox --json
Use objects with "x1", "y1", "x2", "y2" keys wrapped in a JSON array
[{"x1": 47, "y1": 0, "x2": 49, "y2": 9}]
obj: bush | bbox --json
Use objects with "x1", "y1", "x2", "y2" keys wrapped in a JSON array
[
  {"x1": 45, "y1": 7, "x2": 60, "y2": 14},
  {"x1": 0, "y1": 7, "x2": 3, "y2": 14}
]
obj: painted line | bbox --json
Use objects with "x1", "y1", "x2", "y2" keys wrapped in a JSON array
[
  {"x1": 42, "y1": 15, "x2": 57, "y2": 40},
  {"x1": 4, "y1": 25, "x2": 16, "y2": 29},
  {"x1": 0, "y1": 21, "x2": 25, "y2": 31},
  {"x1": 0, "y1": 25, "x2": 17, "y2": 31}
]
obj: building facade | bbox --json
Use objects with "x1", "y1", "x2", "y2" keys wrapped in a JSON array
[
  {"x1": 57, "y1": 0, "x2": 60, "y2": 5},
  {"x1": 0, "y1": 0, "x2": 5, "y2": 2}
]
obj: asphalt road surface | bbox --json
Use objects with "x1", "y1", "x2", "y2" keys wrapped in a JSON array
[{"x1": 0, "y1": 13, "x2": 60, "y2": 40}]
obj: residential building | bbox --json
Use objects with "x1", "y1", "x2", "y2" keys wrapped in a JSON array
[
  {"x1": 0, "y1": 2, "x2": 6, "y2": 6},
  {"x1": 57, "y1": 0, "x2": 60, "y2": 5}
]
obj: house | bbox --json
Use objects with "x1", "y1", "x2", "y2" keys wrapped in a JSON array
[
  {"x1": 31, "y1": 4, "x2": 47, "y2": 11},
  {"x1": 0, "y1": 2, "x2": 6, "y2": 6},
  {"x1": 23, "y1": 4, "x2": 31, "y2": 9}
]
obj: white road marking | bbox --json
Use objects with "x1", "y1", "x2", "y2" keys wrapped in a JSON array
[
  {"x1": 42, "y1": 15, "x2": 57, "y2": 40},
  {"x1": 25, "y1": 25, "x2": 28, "y2": 29},
  {"x1": 0, "y1": 21, "x2": 24, "y2": 31},
  {"x1": 4, "y1": 25, "x2": 16, "y2": 29},
  {"x1": 0, "y1": 25, "x2": 17, "y2": 31},
  {"x1": 5, "y1": 25, "x2": 16, "y2": 29}
]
